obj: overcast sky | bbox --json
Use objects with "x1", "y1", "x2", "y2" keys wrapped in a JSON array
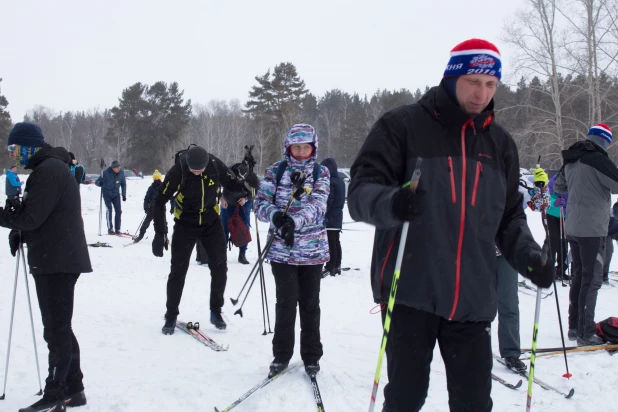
[{"x1": 1, "y1": 0, "x2": 526, "y2": 121}]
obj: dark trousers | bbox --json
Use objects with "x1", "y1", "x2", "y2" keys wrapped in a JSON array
[
  {"x1": 547, "y1": 214, "x2": 568, "y2": 277},
  {"x1": 103, "y1": 194, "x2": 121, "y2": 231},
  {"x1": 33, "y1": 273, "x2": 84, "y2": 400},
  {"x1": 271, "y1": 262, "x2": 323, "y2": 362},
  {"x1": 325, "y1": 230, "x2": 342, "y2": 272},
  {"x1": 138, "y1": 209, "x2": 154, "y2": 237},
  {"x1": 603, "y1": 235, "x2": 613, "y2": 281},
  {"x1": 383, "y1": 305, "x2": 492, "y2": 412},
  {"x1": 568, "y1": 236, "x2": 604, "y2": 337},
  {"x1": 496, "y1": 255, "x2": 520, "y2": 358},
  {"x1": 165, "y1": 215, "x2": 227, "y2": 318}
]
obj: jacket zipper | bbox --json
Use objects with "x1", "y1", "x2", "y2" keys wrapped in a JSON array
[
  {"x1": 448, "y1": 157, "x2": 456, "y2": 203},
  {"x1": 199, "y1": 177, "x2": 205, "y2": 225},
  {"x1": 471, "y1": 161, "x2": 482, "y2": 207},
  {"x1": 448, "y1": 119, "x2": 475, "y2": 320}
]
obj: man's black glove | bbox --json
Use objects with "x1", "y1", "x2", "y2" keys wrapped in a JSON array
[
  {"x1": 272, "y1": 211, "x2": 286, "y2": 228},
  {"x1": 123, "y1": 196, "x2": 127, "y2": 202},
  {"x1": 152, "y1": 232, "x2": 169, "y2": 257},
  {"x1": 9, "y1": 230, "x2": 20, "y2": 257},
  {"x1": 245, "y1": 172, "x2": 260, "y2": 189},
  {"x1": 391, "y1": 187, "x2": 424, "y2": 221},
  {"x1": 280, "y1": 218, "x2": 295, "y2": 247},
  {"x1": 526, "y1": 240, "x2": 554, "y2": 289}
]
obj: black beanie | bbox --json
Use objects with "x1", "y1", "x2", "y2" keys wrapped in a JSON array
[
  {"x1": 8, "y1": 122, "x2": 46, "y2": 147},
  {"x1": 68, "y1": 152, "x2": 76, "y2": 160},
  {"x1": 186, "y1": 146, "x2": 209, "y2": 170}
]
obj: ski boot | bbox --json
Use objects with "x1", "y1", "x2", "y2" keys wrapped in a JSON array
[
  {"x1": 65, "y1": 390, "x2": 87, "y2": 407},
  {"x1": 132, "y1": 233, "x2": 144, "y2": 243},
  {"x1": 210, "y1": 311, "x2": 227, "y2": 330},
  {"x1": 577, "y1": 333, "x2": 604, "y2": 346},
  {"x1": 238, "y1": 253, "x2": 250, "y2": 265},
  {"x1": 567, "y1": 328, "x2": 578, "y2": 341},
  {"x1": 503, "y1": 357, "x2": 526, "y2": 373},
  {"x1": 304, "y1": 360, "x2": 320, "y2": 377},
  {"x1": 268, "y1": 358, "x2": 289, "y2": 378},
  {"x1": 114, "y1": 229, "x2": 121, "y2": 235},
  {"x1": 19, "y1": 396, "x2": 67, "y2": 412},
  {"x1": 107, "y1": 229, "x2": 114, "y2": 235},
  {"x1": 162, "y1": 317, "x2": 176, "y2": 335}
]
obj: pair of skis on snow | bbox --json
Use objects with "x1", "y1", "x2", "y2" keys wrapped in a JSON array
[
  {"x1": 214, "y1": 363, "x2": 325, "y2": 412},
  {"x1": 175, "y1": 320, "x2": 229, "y2": 352}
]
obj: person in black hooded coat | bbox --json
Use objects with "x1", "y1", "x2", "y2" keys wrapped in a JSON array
[
  {"x1": 0, "y1": 122, "x2": 92, "y2": 412},
  {"x1": 321, "y1": 158, "x2": 345, "y2": 276}
]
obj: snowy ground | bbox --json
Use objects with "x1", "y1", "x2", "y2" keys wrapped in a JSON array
[{"x1": 1, "y1": 175, "x2": 618, "y2": 411}]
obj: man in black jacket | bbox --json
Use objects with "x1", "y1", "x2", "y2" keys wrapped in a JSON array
[
  {"x1": 0, "y1": 122, "x2": 92, "y2": 412},
  {"x1": 348, "y1": 39, "x2": 554, "y2": 412},
  {"x1": 321, "y1": 158, "x2": 345, "y2": 277},
  {"x1": 153, "y1": 146, "x2": 259, "y2": 333}
]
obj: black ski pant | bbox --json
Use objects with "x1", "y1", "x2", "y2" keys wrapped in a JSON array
[
  {"x1": 603, "y1": 235, "x2": 613, "y2": 282},
  {"x1": 568, "y1": 236, "x2": 604, "y2": 337},
  {"x1": 271, "y1": 262, "x2": 323, "y2": 363},
  {"x1": 547, "y1": 214, "x2": 568, "y2": 277},
  {"x1": 165, "y1": 215, "x2": 227, "y2": 318},
  {"x1": 496, "y1": 255, "x2": 520, "y2": 358},
  {"x1": 325, "y1": 230, "x2": 342, "y2": 272},
  {"x1": 33, "y1": 273, "x2": 84, "y2": 400},
  {"x1": 103, "y1": 193, "x2": 121, "y2": 231},
  {"x1": 382, "y1": 305, "x2": 492, "y2": 412},
  {"x1": 138, "y1": 209, "x2": 154, "y2": 237}
]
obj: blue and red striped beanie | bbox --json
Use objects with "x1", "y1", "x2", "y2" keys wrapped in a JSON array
[{"x1": 443, "y1": 39, "x2": 502, "y2": 81}]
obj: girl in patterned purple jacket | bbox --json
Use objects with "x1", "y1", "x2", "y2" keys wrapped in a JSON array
[{"x1": 254, "y1": 124, "x2": 331, "y2": 379}]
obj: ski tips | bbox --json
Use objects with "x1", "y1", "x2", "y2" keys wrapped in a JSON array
[
  {"x1": 565, "y1": 388, "x2": 575, "y2": 399},
  {"x1": 514, "y1": 379, "x2": 523, "y2": 389}
]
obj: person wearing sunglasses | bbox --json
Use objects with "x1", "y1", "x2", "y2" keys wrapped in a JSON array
[{"x1": 1, "y1": 122, "x2": 92, "y2": 412}]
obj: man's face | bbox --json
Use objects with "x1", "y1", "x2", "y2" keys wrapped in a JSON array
[
  {"x1": 189, "y1": 167, "x2": 205, "y2": 176},
  {"x1": 112, "y1": 166, "x2": 121, "y2": 173},
  {"x1": 10, "y1": 167, "x2": 16, "y2": 172},
  {"x1": 455, "y1": 74, "x2": 498, "y2": 115},
  {"x1": 72, "y1": 159, "x2": 77, "y2": 165}
]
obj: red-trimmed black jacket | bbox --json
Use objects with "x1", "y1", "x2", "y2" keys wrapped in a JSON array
[{"x1": 348, "y1": 81, "x2": 539, "y2": 322}]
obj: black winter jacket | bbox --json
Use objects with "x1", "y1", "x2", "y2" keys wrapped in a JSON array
[
  {"x1": 321, "y1": 158, "x2": 345, "y2": 229},
  {"x1": 154, "y1": 153, "x2": 251, "y2": 232},
  {"x1": 348, "y1": 82, "x2": 539, "y2": 322},
  {"x1": 0, "y1": 145, "x2": 92, "y2": 275},
  {"x1": 144, "y1": 180, "x2": 162, "y2": 211}
]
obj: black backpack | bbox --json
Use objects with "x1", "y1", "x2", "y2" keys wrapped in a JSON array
[{"x1": 596, "y1": 317, "x2": 618, "y2": 343}]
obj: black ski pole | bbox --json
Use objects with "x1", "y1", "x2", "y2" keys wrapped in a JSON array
[{"x1": 132, "y1": 213, "x2": 147, "y2": 241}]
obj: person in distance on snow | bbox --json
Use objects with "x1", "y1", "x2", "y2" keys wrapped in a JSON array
[
  {"x1": 254, "y1": 124, "x2": 330, "y2": 379},
  {"x1": 133, "y1": 169, "x2": 163, "y2": 243},
  {"x1": 320, "y1": 157, "x2": 345, "y2": 277},
  {"x1": 152, "y1": 146, "x2": 259, "y2": 333},
  {"x1": 95, "y1": 160, "x2": 127, "y2": 234},
  {"x1": 5, "y1": 164, "x2": 22, "y2": 201},
  {"x1": 347, "y1": 39, "x2": 554, "y2": 411},
  {"x1": 219, "y1": 162, "x2": 253, "y2": 265},
  {"x1": 68, "y1": 152, "x2": 86, "y2": 190},
  {"x1": 554, "y1": 124, "x2": 618, "y2": 346},
  {"x1": 0, "y1": 122, "x2": 92, "y2": 412}
]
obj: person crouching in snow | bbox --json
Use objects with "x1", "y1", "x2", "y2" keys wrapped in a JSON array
[
  {"x1": 254, "y1": 123, "x2": 330, "y2": 378},
  {"x1": 133, "y1": 169, "x2": 163, "y2": 243}
]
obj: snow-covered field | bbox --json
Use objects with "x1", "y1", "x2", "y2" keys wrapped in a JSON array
[{"x1": 1, "y1": 175, "x2": 618, "y2": 411}]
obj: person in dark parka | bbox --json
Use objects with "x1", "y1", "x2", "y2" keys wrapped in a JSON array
[
  {"x1": 133, "y1": 169, "x2": 163, "y2": 243},
  {"x1": 0, "y1": 122, "x2": 92, "y2": 412},
  {"x1": 321, "y1": 158, "x2": 345, "y2": 277}
]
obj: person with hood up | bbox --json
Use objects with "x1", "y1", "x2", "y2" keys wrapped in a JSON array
[
  {"x1": 254, "y1": 123, "x2": 330, "y2": 379},
  {"x1": 0, "y1": 122, "x2": 92, "y2": 412},
  {"x1": 347, "y1": 39, "x2": 553, "y2": 411},
  {"x1": 95, "y1": 160, "x2": 126, "y2": 234},
  {"x1": 5, "y1": 164, "x2": 22, "y2": 200},
  {"x1": 320, "y1": 158, "x2": 345, "y2": 277},
  {"x1": 554, "y1": 123, "x2": 618, "y2": 345},
  {"x1": 133, "y1": 169, "x2": 163, "y2": 243}
]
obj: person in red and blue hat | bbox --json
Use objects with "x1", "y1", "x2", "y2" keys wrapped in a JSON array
[{"x1": 348, "y1": 39, "x2": 554, "y2": 411}]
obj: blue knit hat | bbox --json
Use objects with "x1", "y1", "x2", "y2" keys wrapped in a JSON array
[
  {"x1": 8, "y1": 122, "x2": 46, "y2": 147},
  {"x1": 444, "y1": 39, "x2": 502, "y2": 81}
]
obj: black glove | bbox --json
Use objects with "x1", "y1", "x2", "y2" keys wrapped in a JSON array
[
  {"x1": 9, "y1": 230, "x2": 20, "y2": 257},
  {"x1": 123, "y1": 196, "x2": 127, "y2": 202},
  {"x1": 152, "y1": 232, "x2": 169, "y2": 257},
  {"x1": 391, "y1": 187, "x2": 423, "y2": 221},
  {"x1": 280, "y1": 218, "x2": 295, "y2": 247},
  {"x1": 5, "y1": 197, "x2": 21, "y2": 213},
  {"x1": 272, "y1": 211, "x2": 286, "y2": 228},
  {"x1": 290, "y1": 171, "x2": 308, "y2": 199},
  {"x1": 245, "y1": 172, "x2": 260, "y2": 189},
  {"x1": 526, "y1": 240, "x2": 554, "y2": 289}
]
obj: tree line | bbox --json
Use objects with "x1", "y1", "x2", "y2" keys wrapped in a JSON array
[{"x1": 1, "y1": 0, "x2": 617, "y2": 173}]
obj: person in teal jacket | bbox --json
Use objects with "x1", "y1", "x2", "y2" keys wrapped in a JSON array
[
  {"x1": 548, "y1": 174, "x2": 569, "y2": 280},
  {"x1": 5, "y1": 165, "x2": 22, "y2": 199}
]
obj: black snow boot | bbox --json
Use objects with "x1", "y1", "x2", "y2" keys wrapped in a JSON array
[
  {"x1": 577, "y1": 333, "x2": 604, "y2": 346},
  {"x1": 107, "y1": 229, "x2": 114, "y2": 235},
  {"x1": 115, "y1": 229, "x2": 121, "y2": 235},
  {"x1": 65, "y1": 390, "x2": 87, "y2": 407},
  {"x1": 268, "y1": 358, "x2": 289, "y2": 378},
  {"x1": 503, "y1": 357, "x2": 527, "y2": 373},
  {"x1": 162, "y1": 317, "x2": 176, "y2": 335},
  {"x1": 19, "y1": 396, "x2": 67, "y2": 412},
  {"x1": 238, "y1": 253, "x2": 250, "y2": 265},
  {"x1": 133, "y1": 233, "x2": 144, "y2": 243},
  {"x1": 321, "y1": 269, "x2": 331, "y2": 278},
  {"x1": 210, "y1": 311, "x2": 227, "y2": 330},
  {"x1": 336, "y1": 266, "x2": 342, "y2": 275},
  {"x1": 567, "y1": 328, "x2": 578, "y2": 341},
  {"x1": 304, "y1": 360, "x2": 320, "y2": 377}
]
